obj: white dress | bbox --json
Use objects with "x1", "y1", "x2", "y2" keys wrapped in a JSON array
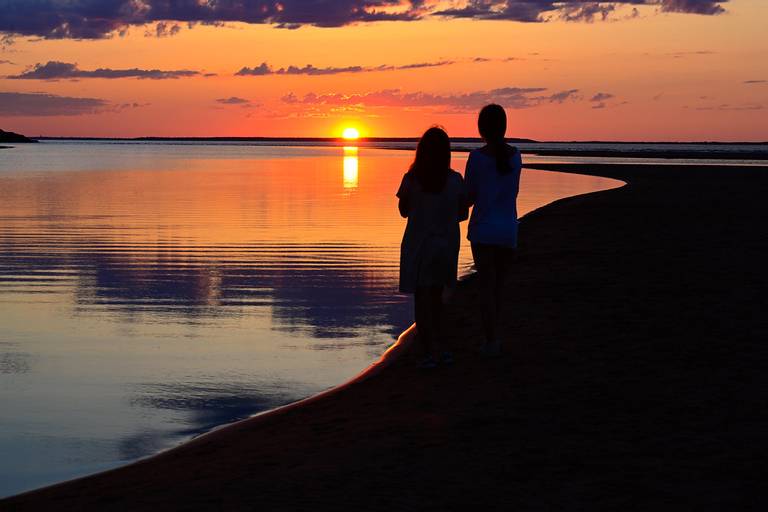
[{"x1": 397, "y1": 170, "x2": 465, "y2": 293}]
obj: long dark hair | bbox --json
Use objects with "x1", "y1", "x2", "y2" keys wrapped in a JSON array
[
  {"x1": 408, "y1": 126, "x2": 451, "y2": 193},
  {"x1": 478, "y1": 104, "x2": 514, "y2": 175}
]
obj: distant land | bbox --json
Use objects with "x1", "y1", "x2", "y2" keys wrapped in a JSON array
[
  {"x1": 32, "y1": 136, "x2": 768, "y2": 145},
  {"x1": 30, "y1": 136, "x2": 768, "y2": 160},
  {"x1": 0, "y1": 129, "x2": 37, "y2": 144}
]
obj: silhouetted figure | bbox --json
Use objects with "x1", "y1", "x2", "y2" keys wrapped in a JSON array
[
  {"x1": 397, "y1": 127, "x2": 467, "y2": 368},
  {"x1": 465, "y1": 104, "x2": 522, "y2": 355}
]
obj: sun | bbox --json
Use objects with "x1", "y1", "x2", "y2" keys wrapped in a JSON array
[{"x1": 342, "y1": 127, "x2": 360, "y2": 140}]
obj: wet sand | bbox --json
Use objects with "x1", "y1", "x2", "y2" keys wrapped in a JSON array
[{"x1": 4, "y1": 163, "x2": 768, "y2": 510}]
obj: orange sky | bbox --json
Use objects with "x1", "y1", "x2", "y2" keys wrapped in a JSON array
[{"x1": 1, "y1": 0, "x2": 766, "y2": 140}]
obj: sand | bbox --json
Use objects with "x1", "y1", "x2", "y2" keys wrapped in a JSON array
[{"x1": 3, "y1": 163, "x2": 768, "y2": 511}]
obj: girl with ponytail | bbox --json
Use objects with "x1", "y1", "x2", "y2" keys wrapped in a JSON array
[{"x1": 465, "y1": 104, "x2": 523, "y2": 355}]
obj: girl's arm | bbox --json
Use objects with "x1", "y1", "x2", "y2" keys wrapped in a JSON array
[
  {"x1": 464, "y1": 153, "x2": 477, "y2": 208},
  {"x1": 458, "y1": 174, "x2": 469, "y2": 222},
  {"x1": 398, "y1": 196, "x2": 409, "y2": 218},
  {"x1": 396, "y1": 174, "x2": 410, "y2": 218}
]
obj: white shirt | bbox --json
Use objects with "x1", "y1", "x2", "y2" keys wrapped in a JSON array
[{"x1": 464, "y1": 147, "x2": 522, "y2": 248}]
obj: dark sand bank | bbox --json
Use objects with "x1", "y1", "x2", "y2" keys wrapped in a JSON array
[
  {"x1": 523, "y1": 149, "x2": 768, "y2": 160},
  {"x1": 4, "y1": 164, "x2": 768, "y2": 511}
]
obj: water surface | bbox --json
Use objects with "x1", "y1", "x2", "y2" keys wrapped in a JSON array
[{"x1": 0, "y1": 142, "x2": 621, "y2": 496}]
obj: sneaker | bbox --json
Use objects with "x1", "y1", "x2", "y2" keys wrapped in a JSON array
[{"x1": 419, "y1": 356, "x2": 437, "y2": 369}]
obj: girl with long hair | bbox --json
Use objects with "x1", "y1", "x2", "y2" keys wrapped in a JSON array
[
  {"x1": 397, "y1": 126, "x2": 467, "y2": 368},
  {"x1": 465, "y1": 104, "x2": 523, "y2": 355}
]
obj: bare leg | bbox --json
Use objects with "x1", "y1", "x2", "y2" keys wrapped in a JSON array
[
  {"x1": 414, "y1": 288, "x2": 434, "y2": 358},
  {"x1": 471, "y1": 244, "x2": 498, "y2": 346},
  {"x1": 428, "y1": 285, "x2": 444, "y2": 353}
]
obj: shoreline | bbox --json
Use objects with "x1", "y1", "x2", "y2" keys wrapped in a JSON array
[
  {"x1": 1, "y1": 325, "x2": 420, "y2": 501},
  {"x1": 0, "y1": 169, "x2": 611, "y2": 501},
  {"x1": 4, "y1": 162, "x2": 768, "y2": 510},
  {"x1": 21, "y1": 138, "x2": 768, "y2": 160}
]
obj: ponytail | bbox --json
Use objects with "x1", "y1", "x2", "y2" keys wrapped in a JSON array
[{"x1": 478, "y1": 104, "x2": 514, "y2": 175}]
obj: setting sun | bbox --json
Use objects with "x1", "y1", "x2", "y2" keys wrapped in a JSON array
[{"x1": 342, "y1": 127, "x2": 361, "y2": 140}]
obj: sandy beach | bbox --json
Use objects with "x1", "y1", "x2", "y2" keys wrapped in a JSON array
[{"x1": 4, "y1": 162, "x2": 767, "y2": 511}]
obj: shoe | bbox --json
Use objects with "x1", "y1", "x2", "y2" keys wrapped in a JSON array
[
  {"x1": 419, "y1": 356, "x2": 437, "y2": 369},
  {"x1": 440, "y1": 351, "x2": 454, "y2": 365}
]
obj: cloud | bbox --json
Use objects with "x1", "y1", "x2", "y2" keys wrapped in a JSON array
[
  {"x1": 0, "y1": 1, "x2": 729, "y2": 39},
  {"x1": 7, "y1": 61, "x2": 203, "y2": 80},
  {"x1": 547, "y1": 89, "x2": 580, "y2": 103},
  {"x1": 281, "y1": 85, "x2": 584, "y2": 111},
  {"x1": 0, "y1": 91, "x2": 108, "y2": 116},
  {"x1": 659, "y1": 0, "x2": 726, "y2": 14},
  {"x1": 236, "y1": 60, "x2": 454, "y2": 76},
  {"x1": 591, "y1": 92, "x2": 614, "y2": 102},
  {"x1": 588, "y1": 92, "x2": 615, "y2": 109},
  {"x1": 0, "y1": 0, "x2": 419, "y2": 39},
  {"x1": 217, "y1": 97, "x2": 251, "y2": 105},
  {"x1": 0, "y1": 59, "x2": 15, "y2": 65},
  {"x1": 695, "y1": 103, "x2": 763, "y2": 111},
  {"x1": 744, "y1": 80, "x2": 766, "y2": 84},
  {"x1": 435, "y1": 1, "x2": 727, "y2": 22},
  {"x1": 149, "y1": 22, "x2": 182, "y2": 38},
  {"x1": 661, "y1": 50, "x2": 716, "y2": 58}
]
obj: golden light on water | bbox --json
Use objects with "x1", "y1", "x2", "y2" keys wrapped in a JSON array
[
  {"x1": 342, "y1": 127, "x2": 361, "y2": 140},
  {"x1": 343, "y1": 146, "x2": 359, "y2": 189}
]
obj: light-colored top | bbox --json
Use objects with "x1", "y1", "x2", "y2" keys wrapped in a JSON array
[
  {"x1": 397, "y1": 170, "x2": 465, "y2": 293},
  {"x1": 465, "y1": 147, "x2": 523, "y2": 248}
]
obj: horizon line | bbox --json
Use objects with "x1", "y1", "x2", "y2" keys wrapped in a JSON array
[{"x1": 29, "y1": 136, "x2": 768, "y2": 145}]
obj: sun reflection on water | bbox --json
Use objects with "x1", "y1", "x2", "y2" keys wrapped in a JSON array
[{"x1": 343, "y1": 146, "x2": 359, "y2": 189}]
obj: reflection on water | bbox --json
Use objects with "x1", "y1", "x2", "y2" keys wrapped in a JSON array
[
  {"x1": 0, "y1": 142, "x2": 621, "y2": 497},
  {"x1": 343, "y1": 146, "x2": 359, "y2": 189}
]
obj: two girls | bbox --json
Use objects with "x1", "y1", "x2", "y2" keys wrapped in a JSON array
[{"x1": 398, "y1": 105, "x2": 521, "y2": 365}]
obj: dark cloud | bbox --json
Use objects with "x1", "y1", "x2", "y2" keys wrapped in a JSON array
[
  {"x1": 589, "y1": 92, "x2": 614, "y2": 109},
  {"x1": 744, "y1": 80, "x2": 766, "y2": 84},
  {"x1": 0, "y1": 0, "x2": 419, "y2": 39},
  {"x1": 547, "y1": 89, "x2": 580, "y2": 103},
  {"x1": 149, "y1": 21, "x2": 182, "y2": 38},
  {"x1": 591, "y1": 92, "x2": 614, "y2": 102},
  {"x1": 0, "y1": 1, "x2": 728, "y2": 39},
  {"x1": 217, "y1": 97, "x2": 251, "y2": 105},
  {"x1": 659, "y1": 0, "x2": 726, "y2": 14},
  {"x1": 236, "y1": 60, "x2": 453, "y2": 76},
  {"x1": 435, "y1": 1, "x2": 727, "y2": 22},
  {"x1": 0, "y1": 91, "x2": 108, "y2": 116},
  {"x1": 282, "y1": 85, "x2": 584, "y2": 111},
  {"x1": 7, "y1": 61, "x2": 203, "y2": 80}
]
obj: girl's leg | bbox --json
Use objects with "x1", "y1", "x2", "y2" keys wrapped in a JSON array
[
  {"x1": 414, "y1": 287, "x2": 433, "y2": 358},
  {"x1": 428, "y1": 285, "x2": 444, "y2": 352},
  {"x1": 429, "y1": 284, "x2": 454, "y2": 363},
  {"x1": 490, "y1": 246, "x2": 513, "y2": 351},
  {"x1": 471, "y1": 243, "x2": 498, "y2": 345},
  {"x1": 493, "y1": 247, "x2": 509, "y2": 319}
]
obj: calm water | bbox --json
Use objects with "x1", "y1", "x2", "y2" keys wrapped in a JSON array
[{"x1": 0, "y1": 141, "x2": 621, "y2": 497}]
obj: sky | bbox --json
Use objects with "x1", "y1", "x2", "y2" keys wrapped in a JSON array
[{"x1": 0, "y1": 0, "x2": 766, "y2": 140}]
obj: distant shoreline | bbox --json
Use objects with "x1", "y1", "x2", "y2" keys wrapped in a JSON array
[
  {"x1": 34, "y1": 136, "x2": 768, "y2": 145},
  {"x1": 28, "y1": 137, "x2": 768, "y2": 161}
]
